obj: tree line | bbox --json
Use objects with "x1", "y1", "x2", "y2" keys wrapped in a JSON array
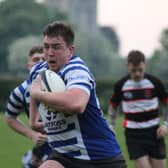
[{"x1": 0, "y1": 0, "x2": 168, "y2": 81}]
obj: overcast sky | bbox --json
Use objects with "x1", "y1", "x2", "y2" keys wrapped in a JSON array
[{"x1": 98, "y1": 0, "x2": 168, "y2": 57}]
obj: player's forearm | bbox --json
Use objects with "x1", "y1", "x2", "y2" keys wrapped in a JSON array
[
  {"x1": 29, "y1": 97, "x2": 43, "y2": 131},
  {"x1": 6, "y1": 117, "x2": 35, "y2": 139},
  {"x1": 108, "y1": 105, "x2": 117, "y2": 126},
  {"x1": 32, "y1": 89, "x2": 89, "y2": 115},
  {"x1": 30, "y1": 121, "x2": 45, "y2": 133}
]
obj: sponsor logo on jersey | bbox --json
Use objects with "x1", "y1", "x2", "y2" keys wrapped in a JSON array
[{"x1": 124, "y1": 92, "x2": 133, "y2": 99}]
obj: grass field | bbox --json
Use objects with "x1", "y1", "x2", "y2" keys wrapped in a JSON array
[
  {"x1": 0, "y1": 113, "x2": 167, "y2": 167},
  {"x1": 0, "y1": 113, "x2": 33, "y2": 167}
]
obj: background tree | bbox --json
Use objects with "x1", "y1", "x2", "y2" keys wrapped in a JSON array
[
  {"x1": 75, "y1": 30, "x2": 126, "y2": 79},
  {"x1": 0, "y1": 0, "x2": 67, "y2": 73},
  {"x1": 99, "y1": 26, "x2": 120, "y2": 53},
  {"x1": 1, "y1": 0, "x2": 126, "y2": 79},
  {"x1": 8, "y1": 35, "x2": 42, "y2": 76},
  {"x1": 147, "y1": 28, "x2": 168, "y2": 81}
]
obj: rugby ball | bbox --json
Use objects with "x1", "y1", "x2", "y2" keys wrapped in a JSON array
[{"x1": 40, "y1": 70, "x2": 65, "y2": 92}]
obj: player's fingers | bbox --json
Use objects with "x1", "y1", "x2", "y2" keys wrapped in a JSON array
[
  {"x1": 36, "y1": 140, "x2": 45, "y2": 146},
  {"x1": 39, "y1": 133, "x2": 47, "y2": 139},
  {"x1": 36, "y1": 137, "x2": 46, "y2": 145},
  {"x1": 157, "y1": 128, "x2": 162, "y2": 138}
]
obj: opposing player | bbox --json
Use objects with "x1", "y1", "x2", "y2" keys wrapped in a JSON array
[
  {"x1": 108, "y1": 50, "x2": 168, "y2": 168},
  {"x1": 29, "y1": 21, "x2": 127, "y2": 168},
  {"x1": 5, "y1": 45, "x2": 52, "y2": 168}
]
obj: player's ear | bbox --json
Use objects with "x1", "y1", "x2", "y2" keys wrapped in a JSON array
[
  {"x1": 67, "y1": 45, "x2": 75, "y2": 59},
  {"x1": 69, "y1": 45, "x2": 75, "y2": 54}
]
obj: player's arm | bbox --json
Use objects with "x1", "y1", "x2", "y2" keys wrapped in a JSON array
[
  {"x1": 157, "y1": 102, "x2": 168, "y2": 138},
  {"x1": 153, "y1": 77, "x2": 168, "y2": 138},
  {"x1": 6, "y1": 86, "x2": 46, "y2": 145},
  {"x1": 30, "y1": 76, "x2": 89, "y2": 115},
  {"x1": 6, "y1": 116, "x2": 35, "y2": 140},
  {"x1": 5, "y1": 86, "x2": 34, "y2": 140},
  {"x1": 5, "y1": 115, "x2": 46, "y2": 145},
  {"x1": 108, "y1": 81, "x2": 122, "y2": 128},
  {"x1": 29, "y1": 97, "x2": 45, "y2": 132},
  {"x1": 108, "y1": 105, "x2": 117, "y2": 128}
]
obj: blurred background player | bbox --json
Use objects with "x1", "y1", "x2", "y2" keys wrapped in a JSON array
[
  {"x1": 5, "y1": 45, "x2": 52, "y2": 168},
  {"x1": 108, "y1": 50, "x2": 168, "y2": 168}
]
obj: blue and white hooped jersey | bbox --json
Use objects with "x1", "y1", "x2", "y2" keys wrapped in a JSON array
[
  {"x1": 6, "y1": 59, "x2": 49, "y2": 118},
  {"x1": 6, "y1": 79, "x2": 31, "y2": 117},
  {"x1": 30, "y1": 61, "x2": 48, "y2": 82},
  {"x1": 30, "y1": 55, "x2": 121, "y2": 160},
  {"x1": 5, "y1": 79, "x2": 52, "y2": 159}
]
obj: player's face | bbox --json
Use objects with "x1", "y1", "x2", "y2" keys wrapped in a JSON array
[
  {"x1": 128, "y1": 62, "x2": 146, "y2": 82},
  {"x1": 43, "y1": 35, "x2": 74, "y2": 72},
  {"x1": 27, "y1": 53, "x2": 44, "y2": 70}
]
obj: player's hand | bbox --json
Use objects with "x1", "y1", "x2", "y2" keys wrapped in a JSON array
[
  {"x1": 157, "y1": 125, "x2": 168, "y2": 138},
  {"x1": 30, "y1": 75, "x2": 42, "y2": 99},
  {"x1": 31, "y1": 131, "x2": 47, "y2": 146}
]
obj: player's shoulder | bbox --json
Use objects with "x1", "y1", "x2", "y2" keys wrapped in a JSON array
[
  {"x1": 7, "y1": 80, "x2": 30, "y2": 109},
  {"x1": 145, "y1": 73, "x2": 163, "y2": 84},
  {"x1": 65, "y1": 55, "x2": 87, "y2": 69},
  {"x1": 30, "y1": 61, "x2": 48, "y2": 81},
  {"x1": 62, "y1": 55, "x2": 92, "y2": 78},
  {"x1": 11, "y1": 79, "x2": 30, "y2": 95},
  {"x1": 30, "y1": 61, "x2": 47, "y2": 73},
  {"x1": 115, "y1": 74, "x2": 130, "y2": 87},
  {"x1": 111, "y1": 75, "x2": 129, "y2": 92}
]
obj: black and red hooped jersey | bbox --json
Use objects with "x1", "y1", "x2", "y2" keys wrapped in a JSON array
[{"x1": 109, "y1": 74, "x2": 168, "y2": 129}]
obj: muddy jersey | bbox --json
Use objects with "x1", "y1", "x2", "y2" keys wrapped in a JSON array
[
  {"x1": 109, "y1": 74, "x2": 168, "y2": 129},
  {"x1": 30, "y1": 55, "x2": 122, "y2": 160}
]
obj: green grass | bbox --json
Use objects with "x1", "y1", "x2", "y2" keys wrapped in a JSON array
[
  {"x1": 0, "y1": 113, "x2": 33, "y2": 168},
  {"x1": 114, "y1": 117, "x2": 134, "y2": 167},
  {"x1": 0, "y1": 113, "x2": 167, "y2": 167}
]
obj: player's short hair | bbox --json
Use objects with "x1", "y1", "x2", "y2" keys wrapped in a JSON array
[
  {"x1": 43, "y1": 21, "x2": 74, "y2": 46},
  {"x1": 127, "y1": 50, "x2": 146, "y2": 66},
  {"x1": 29, "y1": 45, "x2": 43, "y2": 57}
]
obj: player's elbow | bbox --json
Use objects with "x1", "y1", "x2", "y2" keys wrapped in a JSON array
[
  {"x1": 66, "y1": 89, "x2": 88, "y2": 114},
  {"x1": 70, "y1": 103, "x2": 86, "y2": 114},
  {"x1": 5, "y1": 116, "x2": 14, "y2": 127}
]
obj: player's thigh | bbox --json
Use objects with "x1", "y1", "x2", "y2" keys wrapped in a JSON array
[
  {"x1": 39, "y1": 160, "x2": 65, "y2": 168},
  {"x1": 125, "y1": 129, "x2": 145, "y2": 159},
  {"x1": 135, "y1": 156, "x2": 152, "y2": 168},
  {"x1": 148, "y1": 137, "x2": 166, "y2": 159},
  {"x1": 150, "y1": 158, "x2": 167, "y2": 168}
]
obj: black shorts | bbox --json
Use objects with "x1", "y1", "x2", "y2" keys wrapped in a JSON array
[
  {"x1": 47, "y1": 151, "x2": 127, "y2": 168},
  {"x1": 125, "y1": 125, "x2": 166, "y2": 160}
]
